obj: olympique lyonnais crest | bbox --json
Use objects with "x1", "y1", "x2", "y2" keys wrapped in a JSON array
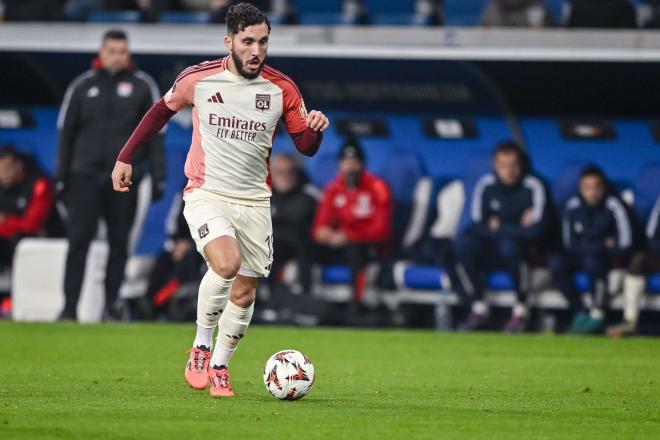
[{"x1": 256, "y1": 94, "x2": 271, "y2": 110}]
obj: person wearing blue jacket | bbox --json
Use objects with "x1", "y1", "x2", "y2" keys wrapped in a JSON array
[
  {"x1": 607, "y1": 196, "x2": 660, "y2": 337},
  {"x1": 550, "y1": 165, "x2": 634, "y2": 334},
  {"x1": 455, "y1": 141, "x2": 552, "y2": 332}
]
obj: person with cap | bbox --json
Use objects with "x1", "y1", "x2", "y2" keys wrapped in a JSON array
[{"x1": 312, "y1": 138, "x2": 392, "y2": 308}]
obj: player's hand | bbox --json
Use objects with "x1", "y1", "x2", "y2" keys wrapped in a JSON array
[
  {"x1": 488, "y1": 216, "x2": 500, "y2": 232},
  {"x1": 111, "y1": 161, "x2": 133, "y2": 193},
  {"x1": 329, "y1": 231, "x2": 349, "y2": 248},
  {"x1": 521, "y1": 208, "x2": 535, "y2": 227},
  {"x1": 306, "y1": 110, "x2": 329, "y2": 132}
]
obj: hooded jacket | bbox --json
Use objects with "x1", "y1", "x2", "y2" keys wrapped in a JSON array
[{"x1": 313, "y1": 170, "x2": 392, "y2": 244}]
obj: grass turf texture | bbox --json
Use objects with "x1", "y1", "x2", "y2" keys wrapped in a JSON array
[{"x1": 1, "y1": 322, "x2": 659, "y2": 439}]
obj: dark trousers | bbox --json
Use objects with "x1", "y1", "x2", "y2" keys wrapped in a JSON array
[
  {"x1": 62, "y1": 173, "x2": 138, "y2": 315},
  {"x1": 549, "y1": 251, "x2": 610, "y2": 313},
  {"x1": 453, "y1": 231, "x2": 528, "y2": 305}
]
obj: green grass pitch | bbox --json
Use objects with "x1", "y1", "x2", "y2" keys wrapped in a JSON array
[{"x1": 1, "y1": 321, "x2": 659, "y2": 439}]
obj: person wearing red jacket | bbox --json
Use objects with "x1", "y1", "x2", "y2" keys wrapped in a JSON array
[
  {"x1": 312, "y1": 139, "x2": 392, "y2": 304},
  {"x1": 0, "y1": 145, "x2": 54, "y2": 254}
]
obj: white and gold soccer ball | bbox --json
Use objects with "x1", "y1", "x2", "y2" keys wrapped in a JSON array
[{"x1": 263, "y1": 349, "x2": 315, "y2": 400}]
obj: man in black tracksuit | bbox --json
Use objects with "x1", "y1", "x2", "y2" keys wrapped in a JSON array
[
  {"x1": 56, "y1": 30, "x2": 166, "y2": 320},
  {"x1": 455, "y1": 141, "x2": 552, "y2": 332},
  {"x1": 550, "y1": 165, "x2": 634, "y2": 334}
]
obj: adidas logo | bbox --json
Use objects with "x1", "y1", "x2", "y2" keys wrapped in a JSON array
[{"x1": 207, "y1": 92, "x2": 224, "y2": 103}]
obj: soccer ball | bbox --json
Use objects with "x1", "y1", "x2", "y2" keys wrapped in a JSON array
[{"x1": 263, "y1": 349, "x2": 315, "y2": 400}]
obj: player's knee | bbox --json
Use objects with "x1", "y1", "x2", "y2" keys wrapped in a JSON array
[
  {"x1": 209, "y1": 259, "x2": 240, "y2": 279},
  {"x1": 230, "y1": 287, "x2": 256, "y2": 308}
]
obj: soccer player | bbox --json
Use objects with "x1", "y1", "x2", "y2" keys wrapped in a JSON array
[{"x1": 111, "y1": 3, "x2": 329, "y2": 397}]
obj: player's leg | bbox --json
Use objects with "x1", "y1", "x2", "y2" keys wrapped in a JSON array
[
  {"x1": 208, "y1": 203, "x2": 272, "y2": 397},
  {"x1": 182, "y1": 193, "x2": 240, "y2": 389},
  {"x1": 209, "y1": 274, "x2": 258, "y2": 397}
]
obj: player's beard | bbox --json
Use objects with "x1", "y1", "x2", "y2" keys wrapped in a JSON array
[{"x1": 231, "y1": 51, "x2": 265, "y2": 80}]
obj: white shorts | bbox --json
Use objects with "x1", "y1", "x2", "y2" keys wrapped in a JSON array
[{"x1": 183, "y1": 189, "x2": 273, "y2": 277}]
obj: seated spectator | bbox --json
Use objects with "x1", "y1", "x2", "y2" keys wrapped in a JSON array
[
  {"x1": 480, "y1": 0, "x2": 554, "y2": 28},
  {"x1": 455, "y1": 141, "x2": 551, "y2": 332},
  {"x1": 267, "y1": 153, "x2": 319, "y2": 301},
  {"x1": 144, "y1": 190, "x2": 203, "y2": 319},
  {"x1": 0, "y1": 145, "x2": 55, "y2": 265},
  {"x1": 550, "y1": 165, "x2": 634, "y2": 334},
  {"x1": 566, "y1": 0, "x2": 636, "y2": 29},
  {"x1": 607, "y1": 196, "x2": 660, "y2": 338},
  {"x1": 312, "y1": 139, "x2": 392, "y2": 309}
]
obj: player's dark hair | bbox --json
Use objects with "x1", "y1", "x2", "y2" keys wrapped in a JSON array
[
  {"x1": 493, "y1": 140, "x2": 524, "y2": 159},
  {"x1": 492, "y1": 140, "x2": 530, "y2": 174},
  {"x1": 102, "y1": 29, "x2": 128, "y2": 43},
  {"x1": 579, "y1": 164, "x2": 606, "y2": 182},
  {"x1": 226, "y1": 2, "x2": 271, "y2": 35}
]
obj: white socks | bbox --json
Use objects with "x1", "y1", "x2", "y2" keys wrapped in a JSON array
[
  {"x1": 192, "y1": 268, "x2": 235, "y2": 350},
  {"x1": 196, "y1": 268, "x2": 234, "y2": 328},
  {"x1": 623, "y1": 275, "x2": 645, "y2": 325},
  {"x1": 210, "y1": 300, "x2": 254, "y2": 368},
  {"x1": 193, "y1": 326, "x2": 215, "y2": 349}
]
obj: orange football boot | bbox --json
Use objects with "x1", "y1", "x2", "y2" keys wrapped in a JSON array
[
  {"x1": 185, "y1": 347, "x2": 211, "y2": 390},
  {"x1": 209, "y1": 367, "x2": 234, "y2": 397}
]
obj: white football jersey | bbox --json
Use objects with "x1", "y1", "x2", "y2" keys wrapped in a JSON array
[{"x1": 164, "y1": 57, "x2": 308, "y2": 206}]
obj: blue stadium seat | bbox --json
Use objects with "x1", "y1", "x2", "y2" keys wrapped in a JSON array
[
  {"x1": 403, "y1": 265, "x2": 443, "y2": 290},
  {"x1": 523, "y1": 118, "x2": 656, "y2": 187},
  {"x1": 456, "y1": 151, "x2": 493, "y2": 233},
  {"x1": 290, "y1": 0, "x2": 343, "y2": 13},
  {"x1": 362, "y1": 0, "x2": 415, "y2": 14},
  {"x1": 321, "y1": 265, "x2": 352, "y2": 284},
  {"x1": 297, "y1": 12, "x2": 363, "y2": 25},
  {"x1": 487, "y1": 271, "x2": 515, "y2": 291},
  {"x1": 159, "y1": 11, "x2": 210, "y2": 24},
  {"x1": 545, "y1": 0, "x2": 566, "y2": 22},
  {"x1": 648, "y1": 274, "x2": 660, "y2": 294},
  {"x1": 633, "y1": 162, "x2": 660, "y2": 218},
  {"x1": 87, "y1": 10, "x2": 141, "y2": 23},
  {"x1": 443, "y1": 0, "x2": 488, "y2": 26},
  {"x1": 309, "y1": 153, "x2": 338, "y2": 189},
  {"x1": 379, "y1": 150, "x2": 425, "y2": 204},
  {"x1": 573, "y1": 272, "x2": 592, "y2": 293},
  {"x1": 551, "y1": 160, "x2": 589, "y2": 207}
]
